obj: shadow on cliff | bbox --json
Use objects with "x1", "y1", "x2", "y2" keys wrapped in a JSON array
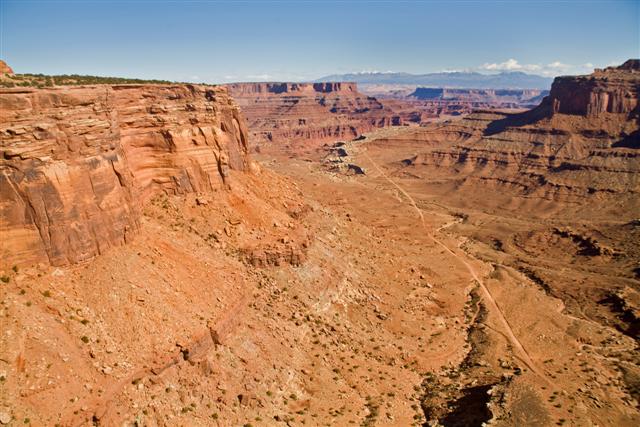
[
  {"x1": 483, "y1": 104, "x2": 550, "y2": 137},
  {"x1": 612, "y1": 114, "x2": 640, "y2": 149},
  {"x1": 612, "y1": 130, "x2": 640, "y2": 149}
]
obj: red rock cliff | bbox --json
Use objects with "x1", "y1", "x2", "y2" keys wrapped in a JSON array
[
  {"x1": 0, "y1": 84, "x2": 250, "y2": 266},
  {"x1": 226, "y1": 81, "x2": 402, "y2": 151},
  {"x1": 541, "y1": 59, "x2": 640, "y2": 117}
]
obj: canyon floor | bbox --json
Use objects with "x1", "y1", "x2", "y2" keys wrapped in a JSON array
[
  {"x1": 2, "y1": 124, "x2": 638, "y2": 427},
  {"x1": 258, "y1": 129, "x2": 640, "y2": 427}
]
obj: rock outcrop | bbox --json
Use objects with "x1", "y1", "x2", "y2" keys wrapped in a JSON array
[
  {"x1": 0, "y1": 60, "x2": 13, "y2": 74},
  {"x1": 385, "y1": 60, "x2": 640, "y2": 209},
  {"x1": 226, "y1": 82, "x2": 404, "y2": 151},
  {"x1": 0, "y1": 84, "x2": 250, "y2": 266},
  {"x1": 539, "y1": 59, "x2": 639, "y2": 117}
]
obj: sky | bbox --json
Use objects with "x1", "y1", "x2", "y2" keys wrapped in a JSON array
[{"x1": 1, "y1": 0, "x2": 638, "y2": 83}]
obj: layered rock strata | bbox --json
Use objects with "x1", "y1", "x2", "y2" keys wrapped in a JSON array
[
  {"x1": 0, "y1": 84, "x2": 250, "y2": 266},
  {"x1": 387, "y1": 60, "x2": 640, "y2": 207},
  {"x1": 544, "y1": 60, "x2": 639, "y2": 116},
  {"x1": 226, "y1": 82, "x2": 404, "y2": 150}
]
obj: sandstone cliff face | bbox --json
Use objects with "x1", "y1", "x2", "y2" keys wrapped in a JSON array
[
  {"x1": 226, "y1": 82, "x2": 402, "y2": 151},
  {"x1": 386, "y1": 61, "x2": 640, "y2": 209},
  {"x1": 541, "y1": 59, "x2": 639, "y2": 117},
  {"x1": 0, "y1": 84, "x2": 249, "y2": 266}
]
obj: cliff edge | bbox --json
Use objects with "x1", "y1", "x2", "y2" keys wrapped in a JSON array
[
  {"x1": 538, "y1": 59, "x2": 639, "y2": 117},
  {"x1": 0, "y1": 84, "x2": 250, "y2": 266}
]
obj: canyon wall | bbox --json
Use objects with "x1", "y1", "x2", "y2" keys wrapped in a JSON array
[
  {"x1": 226, "y1": 82, "x2": 404, "y2": 151},
  {"x1": 540, "y1": 59, "x2": 639, "y2": 117},
  {"x1": 0, "y1": 84, "x2": 250, "y2": 266},
  {"x1": 387, "y1": 60, "x2": 640, "y2": 207}
]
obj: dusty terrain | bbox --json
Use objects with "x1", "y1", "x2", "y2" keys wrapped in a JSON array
[{"x1": 1, "y1": 61, "x2": 639, "y2": 427}]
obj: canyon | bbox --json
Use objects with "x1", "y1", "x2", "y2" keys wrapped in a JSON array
[
  {"x1": 226, "y1": 81, "x2": 553, "y2": 156},
  {"x1": 382, "y1": 59, "x2": 640, "y2": 206},
  {"x1": 0, "y1": 60, "x2": 639, "y2": 427},
  {"x1": 225, "y1": 82, "x2": 409, "y2": 153}
]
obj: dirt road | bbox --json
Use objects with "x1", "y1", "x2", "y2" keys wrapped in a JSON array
[{"x1": 361, "y1": 149, "x2": 548, "y2": 381}]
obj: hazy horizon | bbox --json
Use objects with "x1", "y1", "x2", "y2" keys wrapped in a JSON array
[{"x1": 1, "y1": 0, "x2": 638, "y2": 84}]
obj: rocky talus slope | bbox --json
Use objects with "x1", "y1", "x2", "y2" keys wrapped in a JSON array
[
  {"x1": 226, "y1": 82, "x2": 407, "y2": 152},
  {"x1": 0, "y1": 84, "x2": 251, "y2": 266},
  {"x1": 382, "y1": 60, "x2": 640, "y2": 209}
]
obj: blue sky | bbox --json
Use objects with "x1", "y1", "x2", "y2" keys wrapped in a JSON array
[{"x1": 1, "y1": 0, "x2": 638, "y2": 82}]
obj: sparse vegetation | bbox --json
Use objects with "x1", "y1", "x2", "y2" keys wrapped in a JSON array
[
  {"x1": 362, "y1": 398, "x2": 380, "y2": 427},
  {"x1": 0, "y1": 73, "x2": 183, "y2": 88}
]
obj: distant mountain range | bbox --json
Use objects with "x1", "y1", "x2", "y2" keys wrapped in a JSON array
[{"x1": 315, "y1": 71, "x2": 553, "y2": 89}]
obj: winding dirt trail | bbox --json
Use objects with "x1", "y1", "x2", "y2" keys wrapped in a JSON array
[{"x1": 361, "y1": 149, "x2": 549, "y2": 382}]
